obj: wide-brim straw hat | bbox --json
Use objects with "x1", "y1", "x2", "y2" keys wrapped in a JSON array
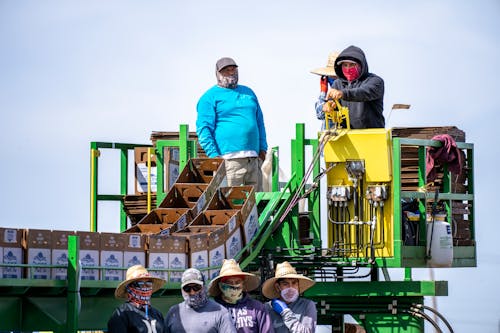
[
  {"x1": 208, "y1": 259, "x2": 261, "y2": 296},
  {"x1": 261, "y1": 261, "x2": 315, "y2": 299},
  {"x1": 115, "y1": 265, "x2": 166, "y2": 299},
  {"x1": 310, "y1": 51, "x2": 340, "y2": 77}
]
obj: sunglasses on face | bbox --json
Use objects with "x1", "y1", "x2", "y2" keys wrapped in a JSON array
[
  {"x1": 132, "y1": 280, "x2": 153, "y2": 288},
  {"x1": 182, "y1": 284, "x2": 202, "y2": 293}
]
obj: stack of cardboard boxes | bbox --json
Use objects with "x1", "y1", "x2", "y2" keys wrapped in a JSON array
[{"x1": 0, "y1": 158, "x2": 260, "y2": 282}]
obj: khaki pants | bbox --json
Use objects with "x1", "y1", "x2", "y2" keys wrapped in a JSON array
[{"x1": 224, "y1": 157, "x2": 262, "y2": 192}]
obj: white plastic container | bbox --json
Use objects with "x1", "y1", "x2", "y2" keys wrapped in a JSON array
[{"x1": 426, "y1": 215, "x2": 453, "y2": 267}]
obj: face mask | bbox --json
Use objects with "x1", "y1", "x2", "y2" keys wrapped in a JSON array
[
  {"x1": 219, "y1": 282, "x2": 243, "y2": 304},
  {"x1": 182, "y1": 287, "x2": 208, "y2": 309},
  {"x1": 280, "y1": 287, "x2": 299, "y2": 303},
  {"x1": 216, "y1": 71, "x2": 238, "y2": 88},
  {"x1": 127, "y1": 281, "x2": 153, "y2": 307},
  {"x1": 342, "y1": 64, "x2": 361, "y2": 81}
]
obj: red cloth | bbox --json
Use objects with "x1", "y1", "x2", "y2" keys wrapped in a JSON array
[{"x1": 426, "y1": 134, "x2": 463, "y2": 182}]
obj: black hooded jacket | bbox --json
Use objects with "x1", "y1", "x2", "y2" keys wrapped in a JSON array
[{"x1": 333, "y1": 45, "x2": 385, "y2": 129}]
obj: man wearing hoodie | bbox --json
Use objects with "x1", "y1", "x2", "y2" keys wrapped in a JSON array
[{"x1": 326, "y1": 45, "x2": 385, "y2": 129}]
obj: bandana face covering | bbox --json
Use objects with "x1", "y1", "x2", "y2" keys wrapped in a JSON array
[
  {"x1": 280, "y1": 287, "x2": 299, "y2": 303},
  {"x1": 182, "y1": 287, "x2": 209, "y2": 309},
  {"x1": 216, "y1": 71, "x2": 238, "y2": 89},
  {"x1": 127, "y1": 280, "x2": 153, "y2": 307},
  {"x1": 342, "y1": 64, "x2": 361, "y2": 82},
  {"x1": 219, "y1": 282, "x2": 244, "y2": 304}
]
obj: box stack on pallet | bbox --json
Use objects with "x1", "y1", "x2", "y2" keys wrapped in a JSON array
[{"x1": 392, "y1": 126, "x2": 473, "y2": 246}]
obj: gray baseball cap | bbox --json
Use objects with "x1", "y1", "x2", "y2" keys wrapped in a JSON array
[
  {"x1": 216, "y1": 57, "x2": 238, "y2": 72},
  {"x1": 181, "y1": 268, "x2": 204, "y2": 288}
]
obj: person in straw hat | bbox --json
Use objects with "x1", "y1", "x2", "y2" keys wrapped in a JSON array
[
  {"x1": 107, "y1": 264, "x2": 166, "y2": 332},
  {"x1": 164, "y1": 267, "x2": 236, "y2": 333},
  {"x1": 262, "y1": 261, "x2": 317, "y2": 333},
  {"x1": 208, "y1": 259, "x2": 274, "y2": 332},
  {"x1": 311, "y1": 51, "x2": 340, "y2": 130}
]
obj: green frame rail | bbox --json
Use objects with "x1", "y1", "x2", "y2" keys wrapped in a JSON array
[{"x1": 0, "y1": 124, "x2": 471, "y2": 332}]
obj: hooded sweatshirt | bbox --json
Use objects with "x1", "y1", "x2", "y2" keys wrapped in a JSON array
[{"x1": 333, "y1": 45, "x2": 385, "y2": 129}]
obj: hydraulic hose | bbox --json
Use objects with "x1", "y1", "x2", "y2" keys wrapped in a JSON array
[
  {"x1": 412, "y1": 304, "x2": 454, "y2": 333},
  {"x1": 402, "y1": 309, "x2": 443, "y2": 333}
]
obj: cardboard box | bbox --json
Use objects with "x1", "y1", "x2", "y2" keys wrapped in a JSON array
[
  {"x1": 210, "y1": 186, "x2": 259, "y2": 244},
  {"x1": 51, "y1": 230, "x2": 76, "y2": 280},
  {"x1": 166, "y1": 147, "x2": 180, "y2": 191},
  {"x1": 100, "y1": 233, "x2": 126, "y2": 281},
  {"x1": 76, "y1": 231, "x2": 100, "y2": 280},
  {"x1": 25, "y1": 229, "x2": 52, "y2": 279},
  {"x1": 166, "y1": 235, "x2": 188, "y2": 283},
  {"x1": 189, "y1": 209, "x2": 242, "y2": 260},
  {"x1": 124, "y1": 208, "x2": 192, "y2": 235},
  {"x1": 123, "y1": 233, "x2": 146, "y2": 269},
  {"x1": 147, "y1": 235, "x2": 169, "y2": 280},
  {"x1": 207, "y1": 227, "x2": 226, "y2": 280},
  {"x1": 135, "y1": 147, "x2": 157, "y2": 194},
  {"x1": 0, "y1": 228, "x2": 24, "y2": 278},
  {"x1": 159, "y1": 183, "x2": 210, "y2": 217}
]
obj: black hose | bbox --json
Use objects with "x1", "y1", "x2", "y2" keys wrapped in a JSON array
[
  {"x1": 412, "y1": 304, "x2": 454, "y2": 333},
  {"x1": 402, "y1": 309, "x2": 443, "y2": 333}
]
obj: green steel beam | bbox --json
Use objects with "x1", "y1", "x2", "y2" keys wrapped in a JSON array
[{"x1": 66, "y1": 235, "x2": 79, "y2": 333}]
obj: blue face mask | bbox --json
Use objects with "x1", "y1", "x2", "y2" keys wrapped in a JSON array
[{"x1": 327, "y1": 77, "x2": 336, "y2": 86}]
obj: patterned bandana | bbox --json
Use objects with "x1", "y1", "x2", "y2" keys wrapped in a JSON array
[
  {"x1": 127, "y1": 281, "x2": 153, "y2": 308},
  {"x1": 219, "y1": 281, "x2": 244, "y2": 304},
  {"x1": 182, "y1": 286, "x2": 209, "y2": 309},
  {"x1": 342, "y1": 64, "x2": 361, "y2": 82},
  {"x1": 216, "y1": 71, "x2": 238, "y2": 89}
]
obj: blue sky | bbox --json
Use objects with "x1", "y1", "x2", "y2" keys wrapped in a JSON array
[{"x1": 1, "y1": 1, "x2": 499, "y2": 331}]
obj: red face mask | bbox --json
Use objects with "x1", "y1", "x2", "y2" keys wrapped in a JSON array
[{"x1": 342, "y1": 65, "x2": 361, "y2": 81}]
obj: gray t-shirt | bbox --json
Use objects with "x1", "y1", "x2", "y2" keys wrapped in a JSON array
[{"x1": 164, "y1": 299, "x2": 236, "y2": 333}]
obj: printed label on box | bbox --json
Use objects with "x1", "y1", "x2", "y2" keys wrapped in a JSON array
[
  {"x1": 80, "y1": 250, "x2": 99, "y2": 280},
  {"x1": 209, "y1": 244, "x2": 225, "y2": 280},
  {"x1": 191, "y1": 250, "x2": 208, "y2": 281},
  {"x1": 127, "y1": 234, "x2": 142, "y2": 249},
  {"x1": 137, "y1": 163, "x2": 157, "y2": 192},
  {"x1": 148, "y1": 253, "x2": 169, "y2": 280},
  {"x1": 124, "y1": 252, "x2": 145, "y2": 268},
  {"x1": 244, "y1": 205, "x2": 259, "y2": 242},
  {"x1": 52, "y1": 249, "x2": 68, "y2": 280},
  {"x1": 2, "y1": 247, "x2": 23, "y2": 278},
  {"x1": 169, "y1": 253, "x2": 187, "y2": 283},
  {"x1": 3, "y1": 229, "x2": 18, "y2": 243},
  {"x1": 226, "y1": 230, "x2": 242, "y2": 259},
  {"x1": 101, "y1": 251, "x2": 123, "y2": 281},
  {"x1": 28, "y1": 249, "x2": 51, "y2": 279}
]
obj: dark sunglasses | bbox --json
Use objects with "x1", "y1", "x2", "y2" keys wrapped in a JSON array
[{"x1": 182, "y1": 284, "x2": 202, "y2": 293}]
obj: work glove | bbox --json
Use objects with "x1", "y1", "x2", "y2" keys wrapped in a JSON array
[
  {"x1": 271, "y1": 298, "x2": 288, "y2": 315},
  {"x1": 320, "y1": 76, "x2": 328, "y2": 93}
]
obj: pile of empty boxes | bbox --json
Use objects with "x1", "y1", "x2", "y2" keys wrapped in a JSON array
[{"x1": 0, "y1": 158, "x2": 260, "y2": 283}]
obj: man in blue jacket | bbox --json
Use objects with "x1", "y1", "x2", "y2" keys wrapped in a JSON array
[
  {"x1": 196, "y1": 57, "x2": 268, "y2": 191},
  {"x1": 326, "y1": 45, "x2": 385, "y2": 129}
]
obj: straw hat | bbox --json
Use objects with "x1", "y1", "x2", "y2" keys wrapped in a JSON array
[
  {"x1": 208, "y1": 259, "x2": 261, "y2": 296},
  {"x1": 310, "y1": 52, "x2": 340, "y2": 77},
  {"x1": 115, "y1": 265, "x2": 166, "y2": 299},
  {"x1": 261, "y1": 261, "x2": 315, "y2": 299}
]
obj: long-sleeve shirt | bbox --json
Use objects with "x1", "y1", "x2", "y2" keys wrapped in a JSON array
[
  {"x1": 164, "y1": 299, "x2": 237, "y2": 333},
  {"x1": 196, "y1": 85, "x2": 268, "y2": 158},
  {"x1": 332, "y1": 45, "x2": 385, "y2": 129},
  {"x1": 266, "y1": 298, "x2": 317, "y2": 333},
  {"x1": 107, "y1": 302, "x2": 166, "y2": 333},
  {"x1": 215, "y1": 293, "x2": 275, "y2": 333}
]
